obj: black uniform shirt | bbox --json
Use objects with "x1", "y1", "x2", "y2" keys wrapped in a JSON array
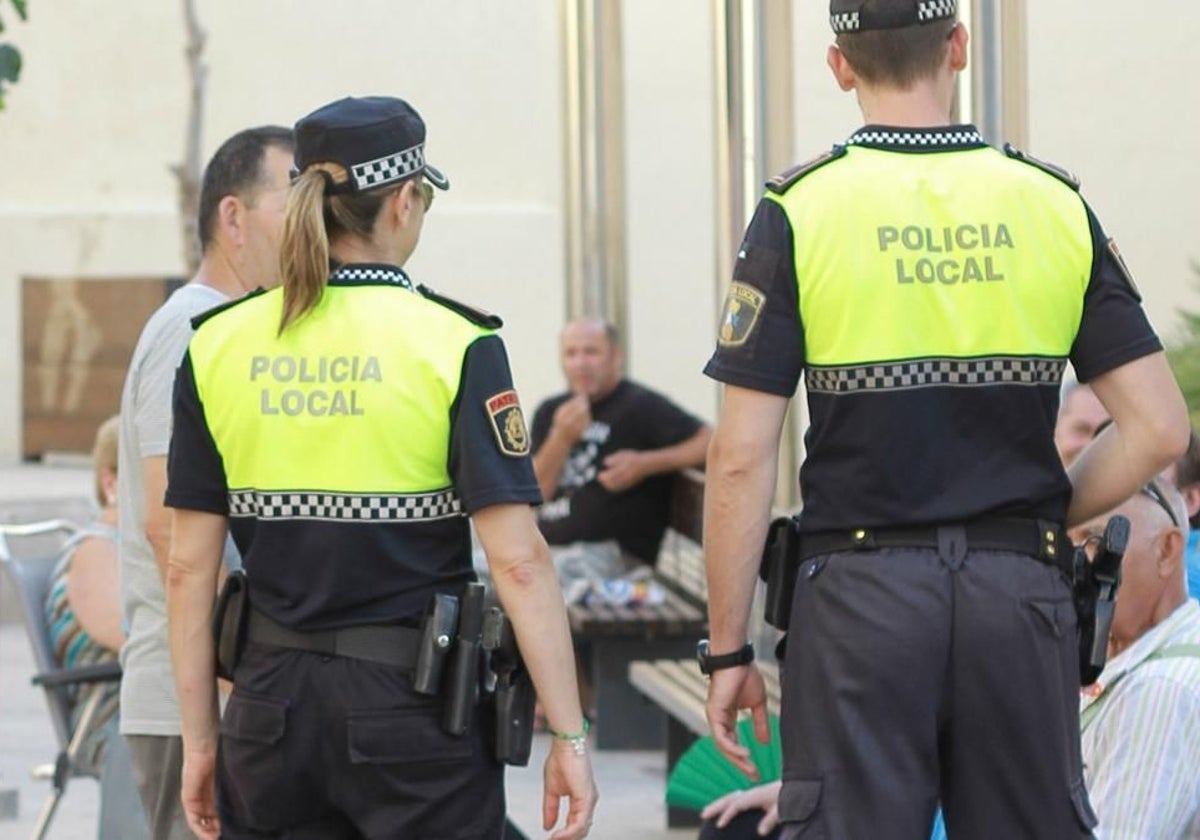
[{"x1": 704, "y1": 126, "x2": 1162, "y2": 532}]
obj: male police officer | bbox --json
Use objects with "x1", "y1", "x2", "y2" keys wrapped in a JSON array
[{"x1": 699, "y1": 2, "x2": 1189, "y2": 838}]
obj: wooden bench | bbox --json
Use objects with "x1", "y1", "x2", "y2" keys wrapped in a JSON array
[
  {"x1": 629, "y1": 657, "x2": 782, "y2": 828},
  {"x1": 567, "y1": 469, "x2": 708, "y2": 750}
]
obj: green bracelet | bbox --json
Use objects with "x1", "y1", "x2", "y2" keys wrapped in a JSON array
[{"x1": 549, "y1": 718, "x2": 590, "y2": 754}]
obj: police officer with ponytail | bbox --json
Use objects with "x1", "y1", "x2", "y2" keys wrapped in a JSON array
[
  {"x1": 700, "y1": 2, "x2": 1189, "y2": 838},
  {"x1": 164, "y1": 96, "x2": 597, "y2": 840}
]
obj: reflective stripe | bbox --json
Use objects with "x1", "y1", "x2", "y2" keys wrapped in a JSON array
[
  {"x1": 806, "y1": 356, "x2": 1065, "y2": 394},
  {"x1": 228, "y1": 488, "x2": 462, "y2": 522}
]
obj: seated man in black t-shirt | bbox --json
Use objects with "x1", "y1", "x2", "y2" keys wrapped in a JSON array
[{"x1": 531, "y1": 318, "x2": 712, "y2": 565}]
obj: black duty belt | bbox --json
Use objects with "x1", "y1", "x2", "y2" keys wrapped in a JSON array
[
  {"x1": 246, "y1": 608, "x2": 420, "y2": 669},
  {"x1": 799, "y1": 517, "x2": 1071, "y2": 576}
]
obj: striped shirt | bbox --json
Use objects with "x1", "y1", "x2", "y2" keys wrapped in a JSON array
[{"x1": 1080, "y1": 599, "x2": 1200, "y2": 839}]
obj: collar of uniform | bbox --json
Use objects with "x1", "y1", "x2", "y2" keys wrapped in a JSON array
[
  {"x1": 328, "y1": 262, "x2": 414, "y2": 291},
  {"x1": 846, "y1": 124, "x2": 987, "y2": 153}
]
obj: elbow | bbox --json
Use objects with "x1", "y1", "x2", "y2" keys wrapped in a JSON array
[
  {"x1": 707, "y1": 430, "x2": 766, "y2": 481},
  {"x1": 1153, "y1": 407, "x2": 1192, "y2": 471},
  {"x1": 488, "y1": 545, "x2": 553, "y2": 591}
]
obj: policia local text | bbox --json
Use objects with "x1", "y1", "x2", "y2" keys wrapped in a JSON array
[
  {"x1": 879, "y1": 222, "x2": 1013, "y2": 285},
  {"x1": 251, "y1": 354, "x2": 381, "y2": 416}
]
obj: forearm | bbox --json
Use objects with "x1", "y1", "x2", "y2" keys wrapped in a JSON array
[
  {"x1": 533, "y1": 434, "x2": 572, "y2": 500},
  {"x1": 166, "y1": 511, "x2": 226, "y2": 753},
  {"x1": 638, "y1": 427, "x2": 713, "y2": 477},
  {"x1": 490, "y1": 552, "x2": 585, "y2": 734},
  {"x1": 704, "y1": 441, "x2": 778, "y2": 651}
]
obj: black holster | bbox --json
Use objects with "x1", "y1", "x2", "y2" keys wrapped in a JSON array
[
  {"x1": 484, "y1": 606, "x2": 536, "y2": 766},
  {"x1": 442, "y1": 583, "x2": 487, "y2": 736},
  {"x1": 760, "y1": 516, "x2": 802, "y2": 631},
  {"x1": 413, "y1": 593, "x2": 460, "y2": 696},
  {"x1": 213, "y1": 568, "x2": 249, "y2": 681},
  {"x1": 1073, "y1": 515, "x2": 1128, "y2": 687}
]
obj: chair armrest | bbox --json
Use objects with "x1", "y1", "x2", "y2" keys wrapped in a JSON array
[{"x1": 32, "y1": 660, "x2": 122, "y2": 688}]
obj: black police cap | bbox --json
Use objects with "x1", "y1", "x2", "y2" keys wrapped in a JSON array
[
  {"x1": 293, "y1": 96, "x2": 449, "y2": 194},
  {"x1": 830, "y1": 0, "x2": 956, "y2": 33}
]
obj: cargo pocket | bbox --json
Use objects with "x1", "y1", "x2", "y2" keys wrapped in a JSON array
[
  {"x1": 777, "y1": 779, "x2": 824, "y2": 838},
  {"x1": 1069, "y1": 778, "x2": 1098, "y2": 832},
  {"x1": 219, "y1": 690, "x2": 290, "y2": 829},
  {"x1": 347, "y1": 707, "x2": 474, "y2": 766}
]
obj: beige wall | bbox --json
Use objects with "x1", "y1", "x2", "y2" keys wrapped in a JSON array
[{"x1": 1, "y1": 2, "x2": 1197, "y2": 459}]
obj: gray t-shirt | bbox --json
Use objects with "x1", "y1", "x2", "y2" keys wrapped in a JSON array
[{"x1": 118, "y1": 283, "x2": 226, "y2": 736}]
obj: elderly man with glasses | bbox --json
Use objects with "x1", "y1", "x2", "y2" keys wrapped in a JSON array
[{"x1": 1070, "y1": 480, "x2": 1200, "y2": 839}]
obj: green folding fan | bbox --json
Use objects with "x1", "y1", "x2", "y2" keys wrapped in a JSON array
[{"x1": 666, "y1": 715, "x2": 782, "y2": 811}]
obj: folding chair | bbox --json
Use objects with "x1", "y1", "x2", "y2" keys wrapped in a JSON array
[{"x1": 0, "y1": 520, "x2": 121, "y2": 840}]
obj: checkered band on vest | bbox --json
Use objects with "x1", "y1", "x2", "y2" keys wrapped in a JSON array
[
  {"x1": 830, "y1": 11, "x2": 860, "y2": 32},
  {"x1": 351, "y1": 143, "x2": 425, "y2": 192},
  {"x1": 331, "y1": 265, "x2": 413, "y2": 289},
  {"x1": 918, "y1": 0, "x2": 956, "y2": 22},
  {"x1": 847, "y1": 128, "x2": 984, "y2": 148},
  {"x1": 228, "y1": 489, "x2": 462, "y2": 522},
  {"x1": 805, "y1": 357, "x2": 1066, "y2": 394}
]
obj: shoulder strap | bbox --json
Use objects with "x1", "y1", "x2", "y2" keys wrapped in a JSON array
[
  {"x1": 191, "y1": 287, "x2": 269, "y2": 329},
  {"x1": 1146, "y1": 643, "x2": 1200, "y2": 663},
  {"x1": 1080, "y1": 643, "x2": 1200, "y2": 732},
  {"x1": 1003, "y1": 143, "x2": 1081, "y2": 191},
  {"x1": 765, "y1": 146, "x2": 847, "y2": 195},
  {"x1": 417, "y1": 285, "x2": 503, "y2": 329}
]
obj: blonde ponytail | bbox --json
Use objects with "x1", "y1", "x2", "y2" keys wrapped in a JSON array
[{"x1": 278, "y1": 169, "x2": 331, "y2": 333}]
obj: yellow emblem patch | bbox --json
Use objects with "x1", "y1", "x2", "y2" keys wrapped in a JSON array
[
  {"x1": 718, "y1": 282, "x2": 766, "y2": 347},
  {"x1": 486, "y1": 390, "x2": 529, "y2": 457}
]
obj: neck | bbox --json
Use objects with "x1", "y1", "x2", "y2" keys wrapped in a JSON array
[
  {"x1": 194, "y1": 250, "x2": 255, "y2": 300},
  {"x1": 857, "y1": 78, "x2": 956, "y2": 128},
  {"x1": 331, "y1": 236, "x2": 408, "y2": 268},
  {"x1": 98, "y1": 504, "x2": 118, "y2": 528}
]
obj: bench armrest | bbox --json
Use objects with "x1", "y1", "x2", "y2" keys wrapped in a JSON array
[{"x1": 32, "y1": 661, "x2": 122, "y2": 688}]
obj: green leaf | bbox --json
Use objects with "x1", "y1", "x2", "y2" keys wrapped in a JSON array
[
  {"x1": 0, "y1": 43, "x2": 20, "y2": 84},
  {"x1": 11, "y1": 0, "x2": 27, "y2": 22}
]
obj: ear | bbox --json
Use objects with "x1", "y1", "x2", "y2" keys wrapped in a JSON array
[
  {"x1": 217, "y1": 195, "x2": 246, "y2": 247},
  {"x1": 99, "y1": 466, "x2": 118, "y2": 506},
  {"x1": 948, "y1": 22, "x2": 969, "y2": 72},
  {"x1": 827, "y1": 44, "x2": 857, "y2": 92},
  {"x1": 1157, "y1": 528, "x2": 1185, "y2": 578},
  {"x1": 391, "y1": 181, "x2": 420, "y2": 230}
]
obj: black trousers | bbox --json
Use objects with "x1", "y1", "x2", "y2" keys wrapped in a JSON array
[
  {"x1": 777, "y1": 541, "x2": 1098, "y2": 840},
  {"x1": 217, "y1": 642, "x2": 504, "y2": 840}
]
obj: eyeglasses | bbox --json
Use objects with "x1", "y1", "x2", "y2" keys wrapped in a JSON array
[
  {"x1": 1139, "y1": 480, "x2": 1181, "y2": 528},
  {"x1": 418, "y1": 180, "x2": 434, "y2": 211}
]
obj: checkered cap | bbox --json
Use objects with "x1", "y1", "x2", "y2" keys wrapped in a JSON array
[
  {"x1": 294, "y1": 96, "x2": 450, "y2": 194},
  {"x1": 229, "y1": 488, "x2": 462, "y2": 522},
  {"x1": 830, "y1": 0, "x2": 956, "y2": 32}
]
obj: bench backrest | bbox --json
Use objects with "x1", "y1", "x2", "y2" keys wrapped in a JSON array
[{"x1": 656, "y1": 469, "x2": 707, "y2": 605}]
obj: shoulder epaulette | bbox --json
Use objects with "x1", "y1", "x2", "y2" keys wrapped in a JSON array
[
  {"x1": 417, "y1": 285, "x2": 503, "y2": 329},
  {"x1": 1003, "y1": 143, "x2": 1080, "y2": 191},
  {"x1": 189, "y1": 286, "x2": 269, "y2": 330},
  {"x1": 765, "y1": 145, "x2": 847, "y2": 195}
]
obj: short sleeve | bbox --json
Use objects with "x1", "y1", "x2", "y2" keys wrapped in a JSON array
[
  {"x1": 1070, "y1": 205, "x2": 1163, "y2": 383},
  {"x1": 135, "y1": 312, "x2": 198, "y2": 457},
  {"x1": 449, "y1": 335, "x2": 544, "y2": 513},
  {"x1": 164, "y1": 351, "x2": 230, "y2": 515},
  {"x1": 640, "y1": 390, "x2": 704, "y2": 449},
  {"x1": 703, "y1": 197, "x2": 804, "y2": 396}
]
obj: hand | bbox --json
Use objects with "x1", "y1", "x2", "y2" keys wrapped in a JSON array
[
  {"x1": 705, "y1": 664, "x2": 770, "y2": 780},
  {"x1": 551, "y1": 395, "x2": 592, "y2": 446},
  {"x1": 542, "y1": 740, "x2": 599, "y2": 840},
  {"x1": 596, "y1": 450, "x2": 645, "y2": 492},
  {"x1": 701, "y1": 781, "x2": 782, "y2": 834},
  {"x1": 180, "y1": 746, "x2": 220, "y2": 840}
]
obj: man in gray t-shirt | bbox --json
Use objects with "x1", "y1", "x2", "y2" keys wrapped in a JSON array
[{"x1": 118, "y1": 126, "x2": 293, "y2": 840}]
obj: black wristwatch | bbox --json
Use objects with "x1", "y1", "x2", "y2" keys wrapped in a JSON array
[{"x1": 697, "y1": 640, "x2": 755, "y2": 676}]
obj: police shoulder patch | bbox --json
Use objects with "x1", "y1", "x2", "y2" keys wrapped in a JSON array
[
  {"x1": 1003, "y1": 143, "x2": 1080, "y2": 191},
  {"x1": 190, "y1": 286, "x2": 269, "y2": 330},
  {"x1": 1107, "y1": 238, "x2": 1142, "y2": 300},
  {"x1": 765, "y1": 145, "x2": 847, "y2": 195},
  {"x1": 485, "y1": 389, "x2": 529, "y2": 457},
  {"x1": 717, "y1": 282, "x2": 766, "y2": 348},
  {"x1": 418, "y1": 284, "x2": 504, "y2": 329}
]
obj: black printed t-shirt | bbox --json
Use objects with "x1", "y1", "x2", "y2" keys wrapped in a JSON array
[
  {"x1": 531, "y1": 380, "x2": 703, "y2": 563},
  {"x1": 704, "y1": 126, "x2": 1162, "y2": 532}
]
